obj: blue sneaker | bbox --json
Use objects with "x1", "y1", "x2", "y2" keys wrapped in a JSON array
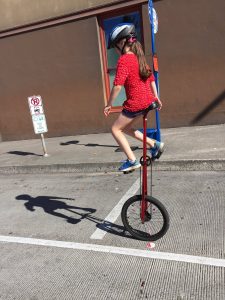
[
  {"x1": 150, "y1": 141, "x2": 165, "y2": 160},
  {"x1": 119, "y1": 159, "x2": 141, "y2": 172}
]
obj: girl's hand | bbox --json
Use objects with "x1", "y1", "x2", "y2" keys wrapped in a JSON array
[
  {"x1": 104, "y1": 105, "x2": 111, "y2": 117},
  {"x1": 156, "y1": 98, "x2": 162, "y2": 110}
]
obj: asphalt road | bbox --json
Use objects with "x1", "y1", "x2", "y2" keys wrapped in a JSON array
[{"x1": 0, "y1": 171, "x2": 225, "y2": 299}]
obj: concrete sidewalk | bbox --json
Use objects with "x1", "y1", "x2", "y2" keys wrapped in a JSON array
[{"x1": 0, "y1": 124, "x2": 225, "y2": 173}]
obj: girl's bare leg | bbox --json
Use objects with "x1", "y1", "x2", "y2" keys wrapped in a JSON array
[
  {"x1": 124, "y1": 127, "x2": 156, "y2": 148},
  {"x1": 111, "y1": 113, "x2": 137, "y2": 161}
]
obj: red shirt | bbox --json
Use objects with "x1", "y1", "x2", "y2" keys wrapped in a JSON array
[{"x1": 114, "y1": 53, "x2": 156, "y2": 112}]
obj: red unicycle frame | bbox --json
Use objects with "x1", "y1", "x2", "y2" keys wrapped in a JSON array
[{"x1": 121, "y1": 101, "x2": 169, "y2": 241}]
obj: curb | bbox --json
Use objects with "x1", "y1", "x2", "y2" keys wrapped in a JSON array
[
  {"x1": 0, "y1": 162, "x2": 120, "y2": 174},
  {"x1": 153, "y1": 159, "x2": 225, "y2": 171},
  {"x1": 1, "y1": 159, "x2": 225, "y2": 174}
]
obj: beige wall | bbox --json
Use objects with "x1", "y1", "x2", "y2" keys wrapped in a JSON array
[{"x1": 0, "y1": 17, "x2": 107, "y2": 140}]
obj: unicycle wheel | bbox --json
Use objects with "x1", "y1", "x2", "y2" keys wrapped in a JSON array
[{"x1": 121, "y1": 195, "x2": 169, "y2": 241}]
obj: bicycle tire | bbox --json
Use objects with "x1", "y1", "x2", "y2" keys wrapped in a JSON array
[{"x1": 121, "y1": 195, "x2": 169, "y2": 241}]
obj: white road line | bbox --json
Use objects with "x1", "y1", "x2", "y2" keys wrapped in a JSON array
[
  {"x1": 0, "y1": 235, "x2": 225, "y2": 268},
  {"x1": 90, "y1": 178, "x2": 140, "y2": 240}
]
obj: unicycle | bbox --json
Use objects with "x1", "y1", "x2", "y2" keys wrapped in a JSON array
[{"x1": 121, "y1": 101, "x2": 169, "y2": 241}]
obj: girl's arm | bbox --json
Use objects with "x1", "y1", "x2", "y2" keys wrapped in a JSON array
[
  {"x1": 150, "y1": 81, "x2": 162, "y2": 110},
  {"x1": 104, "y1": 85, "x2": 122, "y2": 117}
]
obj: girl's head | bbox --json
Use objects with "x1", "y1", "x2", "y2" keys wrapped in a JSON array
[
  {"x1": 108, "y1": 23, "x2": 136, "y2": 50},
  {"x1": 108, "y1": 23, "x2": 151, "y2": 80}
]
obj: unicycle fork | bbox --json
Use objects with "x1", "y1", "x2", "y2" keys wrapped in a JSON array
[{"x1": 140, "y1": 110, "x2": 150, "y2": 223}]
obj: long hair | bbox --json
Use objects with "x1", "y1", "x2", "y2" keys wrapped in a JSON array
[{"x1": 128, "y1": 41, "x2": 152, "y2": 80}]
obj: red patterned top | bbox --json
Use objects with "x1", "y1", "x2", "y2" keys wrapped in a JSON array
[{"x1": 114, "y1": 53, "x2": 156, "y2": 112}]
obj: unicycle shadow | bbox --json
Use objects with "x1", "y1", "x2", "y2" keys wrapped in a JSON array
[
  {"x1": 85, "y1": 214, "x2": 135, "y2": 239},
  {"x1": 15, "y1": 194, "x2": 135, "y2": 239}
]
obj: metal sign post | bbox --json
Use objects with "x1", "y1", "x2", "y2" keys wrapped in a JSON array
[
  {"x1": 28, "y1": 95, "x2": 49, "y2": 157},
  {"x1": 148, "y1": 0, "x2": 161, "y2": 142},
  {"x1": 40, "y1": 133, "x2": 48, "y2": 156}
]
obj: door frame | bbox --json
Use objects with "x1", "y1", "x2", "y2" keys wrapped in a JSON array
[{"x1": 98, "y1": 5, "x2": 144, "y2": 113}]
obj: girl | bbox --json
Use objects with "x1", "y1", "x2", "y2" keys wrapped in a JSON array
[{"x1": 104, "y1": 23, "x2": 164, "y2": 172}]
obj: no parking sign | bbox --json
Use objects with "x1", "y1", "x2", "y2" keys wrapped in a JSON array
[
  {"x1": 28, "y1": 95, "x2": 48, "y2": 134},
  {"x1": 28, "y1": 95, "x2": 49, "y2": 156}
]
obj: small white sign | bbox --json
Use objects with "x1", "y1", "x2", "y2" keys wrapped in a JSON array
[
  {"x1": 29, "y1": 105, "x2": 44, "y2": 115},
  {"x1": 27, "y1": 95, "x2": 49, "y2": 155},
  {"x1": 152, "y1": 8, "x2": 158, "y2": 34},
  {"x1": 148, "y1": 3, "x2": 158, "y2": 34},
  {"x1": 32, "y1": 114, "x2": 48, "y2": 134},
  {"x1": 28, "y1": 95, "x2": 44, "y2": 115},
  {"x1": 28, "y1": 95, "x2": 48, "y2": 134}
]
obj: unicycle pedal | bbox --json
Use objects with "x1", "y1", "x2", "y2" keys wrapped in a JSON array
[{"x1": 123, "y1": 169, "x2": 136, "y2": 175}]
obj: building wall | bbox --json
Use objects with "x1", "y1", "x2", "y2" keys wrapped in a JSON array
[
  {"x1": 0, "y1": 17, "x2": 107, "y2": 141},
  {"x1": 0, "y1": 0, "x2": 224, "y2": 141},
  {"x1": 0, "y1": 0, "x2": 131, "y2": 31},
  {"x1": 144, "y1": 0, "x2": 225, "y2": 127}
]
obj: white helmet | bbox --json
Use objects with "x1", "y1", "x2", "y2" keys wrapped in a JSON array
[{"x1": 108, "y1": 23, "x2": 136, "y2": 49}]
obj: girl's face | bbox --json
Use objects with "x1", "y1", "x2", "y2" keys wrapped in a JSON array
[
  {"x1": 114, "y1": 47, "x2": 121, "y2": 56},
  {"x1": 114, "y1": 39, "x2": 126, "y2": 55},
  {"x1": 117, "y1": 39, "x2": 125, "y2": 49},
  {"x1": 115, "y1": 38, "x2": 131, "y2": 55}
]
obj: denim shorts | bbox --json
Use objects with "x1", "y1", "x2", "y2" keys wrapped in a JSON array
[{"x1": 122, "y1": 108, "x2": 147, "y2": 119}]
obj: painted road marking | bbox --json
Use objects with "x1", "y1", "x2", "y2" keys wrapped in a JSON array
[
  {"x1": 90, "y1": 178, "x2": 140, "y2": 240},
  {"x1": 0, "y1": 235, "x2": 225, "y2": 268}
]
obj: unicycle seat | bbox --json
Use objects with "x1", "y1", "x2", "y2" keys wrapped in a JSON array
[{"x1": 143, "y1": 101, "x2": 159, "y2": 115}]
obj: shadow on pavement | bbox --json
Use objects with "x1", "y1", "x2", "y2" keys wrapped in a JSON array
[
  {"x1": 60, "y1": 140, "x2": 80, "y2": 146},
  {"x1": 7, "y1": 151, "x2": 43, "y2": 157},
  {"x1": 15, "y1": 194, "x2": 134, "y2": 239},
  {"x1": 60, "y1": 140, "x2": 140, "y2": 152}
]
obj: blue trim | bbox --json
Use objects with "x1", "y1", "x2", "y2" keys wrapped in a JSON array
[
  {"x1": 138, "y1": 128, "x2": 158, "y2": 140},
  {"x1": 146, "y1": 0, "x2": 161, "y2": 141}
]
